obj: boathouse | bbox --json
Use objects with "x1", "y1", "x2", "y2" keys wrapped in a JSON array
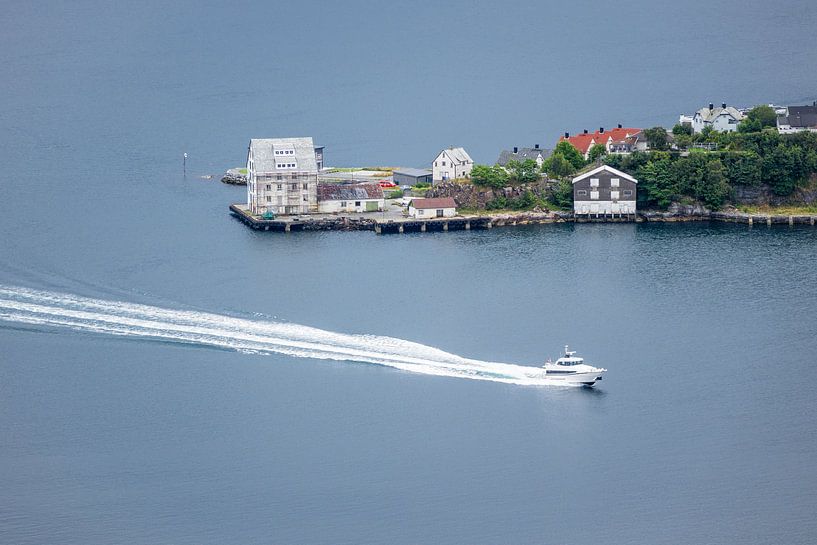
[
  {"x1": 408, "y1": 197, "x2": 457, "y2": 218},
  {"x1": 572, "y1": 165, "x2": 637, "y2": 216}
]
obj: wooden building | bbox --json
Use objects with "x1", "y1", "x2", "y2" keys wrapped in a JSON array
[{"x1": 572, "y1": 165, "x2": 637, "y2": 215}]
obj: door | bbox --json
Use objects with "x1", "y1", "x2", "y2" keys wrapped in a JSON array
[{"x1": 366, "y1": 201, "x2": 378, "y2": 212}]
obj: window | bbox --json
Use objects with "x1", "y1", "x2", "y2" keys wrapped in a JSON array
[
  {"x1": 590, "y1": 190, "x2": 599, "y2": 200},
  {"x1": 340, "y1": 201, "x2": 346, "y2": 207},
  {"x1": 277, "y1": 175, "x2": 282, "y2": 181},
  {"x1": 590, "y1": 178, "x2": 599, "y2": 187},
  {"x1": 623, "y1": 189, "x2": 633, "y2": 197},
  {"x1": 291, "y1": 184, "x2": 298, "y2": 190},
  {"x1": 355, "y1": 201, "x2": 361, "y2": 206},
  {"x1": 303, "y1": 195, "x2": 308, "y2": 202},
  {"x1": 611, "y1": 178, "x2": 620, "y2": 187},
  {"x1": 577, "y1": 189, "x2": 587, "y2": 196},
  {"x1": 442, "y1": 161, "x2": 446, "y2": 166},
  {"x1": 611, "y1": 190, "x2": 620, "y2": 200},
  {"x1": 434, "y1": 162, "x2": 437, "y2": 167},
  {"x1": 303, "y1": 183, "x2": 308, "y2": 190},
  {"x1": 266, "y1": 196, "x2": 271, "y2": 202},
  {"x1": 277, "y1": 184, "x2": 282, "y2": 190}
]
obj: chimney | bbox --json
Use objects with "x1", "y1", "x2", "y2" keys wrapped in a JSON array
[
  {"x1": 564, "y1": 132, "x2": 570, "y2": 138},
  {"x1": 722, "y1": 102, "x2": 727, "y2": 109},
  {"x1": 513, "y1": 146, "x2": 518, "y2": 153},
  {"x1": 709, "y1": 103, "x2": 714, "y2": 111},
  {"x1": 618, "y1": 123, "x2": 622, "y2": 129},
  {"x1": 534, "y1": 144, "x2": 540, "y2": 149},
  {"x1": 600, "y1": 127, "x2": 605, "y2": 133},
  {"x1": 583, "y1": 129, "x2": 588, "y2": 134}
]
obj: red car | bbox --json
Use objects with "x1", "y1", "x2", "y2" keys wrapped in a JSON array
[{"x1": 378, "y1": 180, "x2": 397, "y2": 188}]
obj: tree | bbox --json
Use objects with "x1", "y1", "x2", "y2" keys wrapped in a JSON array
[
  {"x1": 552, "y1": 141, "x2": 586, "y2": 169},
  {"x1": 471, "y1": 164, "x2": 509, "y2": 188},
  {"x1": 745, "y1": 105, "x2": 777, "y2": 129},
  {"x1": 738, "y1": 117, "x2": 762, "y2": 133},
  {"x1": 638, "y1": 156, "x2": 677, "y2": 208},
  {"x1": 694, "y1": 159, "x2": 731, "y2": 209},
  {"x1": 672, "y1": 123, "x2": 693, "y2": 136},
  {"x1": 674, "y1": 134, "x2": 693, "y2": 150},
  {"x1": 587, "y1": 143, "x2": 607, "y2": 162},
  {"x1": 506, "y1": 159, "x2": 540, "y2": 184},
  {"x1": 549, "y1": 178, "x2": 573, "y2": 209},
  {"x1": 544, "y1": 154, "x2": 576, "y2": 177},
  {"x1": 644, "y1": 126, "x2": 669, "y2": 151}
]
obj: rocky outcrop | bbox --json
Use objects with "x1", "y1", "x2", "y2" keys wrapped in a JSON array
[
  {"x1": 221, "y1": 168, "x2": 247, "y2": 185},
  {"x1": 425, "y1": 180, "x2": 556, "y2": 208}
]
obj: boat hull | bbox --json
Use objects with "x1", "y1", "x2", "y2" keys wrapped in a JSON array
[{"x1": 544, "y1": 370, "x2": 604, "y2": 386}]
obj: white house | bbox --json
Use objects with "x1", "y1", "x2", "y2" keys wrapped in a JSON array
[
  {"x1": 689, "y1": 103, "x2": 745, "y2": 133},
  {"x1": 317, "y1": 183, "x2": 384, "y2": 213},
  {"x1": 432, "y1": 147, "x2": 473, "y2": 183},
  {"x1": 776, "y1": 102, "x2": 817, "y2": 134},
  {"x1": 246, "y1": 137, "x2": 319, "y2": 215},
  {"x1": 408, "y1": 197, "x2": 457, "y2": 218},
  {"x1": 572, "y1": 165, "x2": 638, "y2": 215}
]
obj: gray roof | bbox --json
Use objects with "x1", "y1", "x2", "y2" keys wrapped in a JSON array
[
  {"x1": 317, "y1": 183, "x2": 383, "y2": 201},
  {"x1": 438, "y1": 147, "x2": 473, "y2": 164},
  {"x1": 393, "y1": 168, "x2": 433, "y2": 177},
  {"x1": 780, "y1": 104, "x2": 817, "y2": 128},
  {"x1": 496, "y1": 147, "x2": 552, "y2": 166},
  {"x1": 249, "y1": 137, "x2": 317, "y2": 173},
  {"x1": 695, "y1": 106, "x2": 745, "y2": 122}
]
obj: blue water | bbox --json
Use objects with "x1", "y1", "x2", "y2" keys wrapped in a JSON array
[{"x1": 2, "y1": 1, "x2": 817, "y2": 544}]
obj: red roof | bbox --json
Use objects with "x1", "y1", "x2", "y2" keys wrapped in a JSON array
[
  {"x1": 411, "y1": 197, "x2": 456, "y2": 209},
  {"x1": 559, "y1": 127, "x2": 641, "y2": 155}
]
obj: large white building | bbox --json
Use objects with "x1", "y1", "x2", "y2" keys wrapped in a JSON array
[
  {"x1": 246, "y1": 137, "x2": 319, "y2": 215},
  {"x1": 432, "y1": 147, "x2": 473, "y2": 183},
  {"x1": 688, "y1": 103, "x2": 745, "y2": 133}
]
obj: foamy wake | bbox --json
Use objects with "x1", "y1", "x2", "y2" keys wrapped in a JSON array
[{"x1": 0, "y1": 285, "x2": 566, "y2": 386}]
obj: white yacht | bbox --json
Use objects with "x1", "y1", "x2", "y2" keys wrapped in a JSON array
[{"x1": 542, "y1": 346, "x2": 606, "y2": 386}]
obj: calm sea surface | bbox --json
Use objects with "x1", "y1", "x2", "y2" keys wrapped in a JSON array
[{"x1": 2, "y1": 2, "x2": 817, "y2": 544}]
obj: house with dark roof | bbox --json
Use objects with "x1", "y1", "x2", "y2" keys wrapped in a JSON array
[
  {"x1": 393, "y1": 168, "x2": 433, "y2": 186},
  {"x1": 317, "y1": 183, "x2": 384, "y2": 213},
  {"x1": 777, "y1": 101, "x2": 817, "y2": 134},
  {"x1": 496, "y1": 145, "x2": 552, "y2": 168},
  {"x1": 408, "y1": 197, "x2": 457, "y2": 218},
  {"x1": 572, "y1": 165, "x2": 637, "y2": 215}
]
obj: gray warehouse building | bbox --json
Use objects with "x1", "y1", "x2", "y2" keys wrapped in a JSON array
[{"x1": 393, "y1": 168, "x2": 433, "y2": 186}]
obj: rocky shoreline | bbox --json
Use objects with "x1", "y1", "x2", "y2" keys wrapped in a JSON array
[{"x1": 221, "y1": 168, "x2": 247, "y2": 185}]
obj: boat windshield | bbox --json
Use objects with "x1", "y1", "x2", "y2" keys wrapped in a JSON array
[{"x1": 557, "y1": 358, "x2": 583, "y2": 366}]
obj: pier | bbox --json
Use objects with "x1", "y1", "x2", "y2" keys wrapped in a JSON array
[{"x1": 230, "y1": 204, "x2": 817, "y2": 235}]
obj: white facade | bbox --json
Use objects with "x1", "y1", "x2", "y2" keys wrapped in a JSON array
[
  {"x1": 690, "y1": 105, "x2": 744, "y2": 133},
  {"x1": 432, "y1": 147, "x2": 473, "y2": 182},
  {"x1": 408, "y1": 205, "x2": 456, "y2": 218},
  {"x1": 317, "y1": 198, "x2": 384, "y2": 214},
  {"x1": 574, "y1": 200, "x2": 637, "y2": 214},
  {"x1": 246, "y1": 137, "x2": 319, "y2": 215}
]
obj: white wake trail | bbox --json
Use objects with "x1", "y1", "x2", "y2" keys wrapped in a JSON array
[{"x1": 0, "y1": 285, "x2": 565, "y2": 386}]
